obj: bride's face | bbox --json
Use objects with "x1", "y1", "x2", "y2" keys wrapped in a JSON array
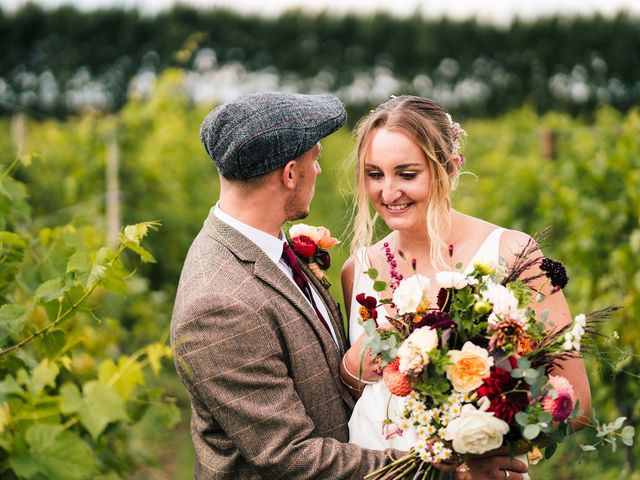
[{"x1": 364, "y1": 127, "x2": 431, "y2": 234}]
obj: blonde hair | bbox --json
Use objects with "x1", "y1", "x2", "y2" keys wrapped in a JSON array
[{"x1": 350, "y1": 96, "x2": 463, "y2": 269}]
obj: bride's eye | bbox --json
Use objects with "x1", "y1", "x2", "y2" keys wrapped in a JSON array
[
  {"x1": 366, "y1": 171, "x2": 383, "y2": 179},
  {"x1": 400, "y1": 172, "x2": 418, "y2": 179}
]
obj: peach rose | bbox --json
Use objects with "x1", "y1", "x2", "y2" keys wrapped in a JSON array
[
  {"x1": 289, "y1": 224, "x2": 339, "y2": 248},
  {"x1": 446, "y1": 342, "x2": 493, "y2": 393}
]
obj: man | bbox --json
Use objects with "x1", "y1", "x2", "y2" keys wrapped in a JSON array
[
  {"x1": 170, "y1": 92, "x2": 394, "y2": 479},
  {"x1": 171, "y1": 91, "x2": 529, "y2": 480}
]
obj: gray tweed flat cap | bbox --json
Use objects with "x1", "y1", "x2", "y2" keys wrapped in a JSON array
[{"x1": 199, "y1": 91, "x2": 347, "y2": 180}]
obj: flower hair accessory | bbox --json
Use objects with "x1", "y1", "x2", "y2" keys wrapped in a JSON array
[
  {"x1": 446, "y1": 113, "x2": 467, "y2": 168},
  {"x1": 288, "y1": 223, "x2": 339, "y2": 287}
]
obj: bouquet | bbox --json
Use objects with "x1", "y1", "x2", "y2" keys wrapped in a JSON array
[{"x1": 358, "y1": 238, "x2": 634, "y2": 479}]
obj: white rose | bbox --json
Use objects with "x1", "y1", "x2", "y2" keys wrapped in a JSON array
[
  {"x1": 482, "y1": 282, "x2": 519, "y2": 320},
  {"x1": 392, "y1": 274, "x2": 430, "y2": 315},
  {"x1": 436, "y1": 271, "x2": 468, "y2": 290},
  {"x1": 289, "y1": 223, "x2": 323, "y2": 242},
  {"x1": 397, "y1": 327, "x2": 439, "y2": 376},
  {"x1": 442, "y1": 397, "x2": 509, "y2": 454}
]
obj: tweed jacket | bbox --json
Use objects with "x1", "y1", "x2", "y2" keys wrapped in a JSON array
[{"x1": 171, "y1": 209, "x2": 393, "y2": 479}]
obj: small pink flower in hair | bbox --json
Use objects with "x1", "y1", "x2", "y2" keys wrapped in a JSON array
[{"x1": 451, "y1": 155, "x2": 465, "y2": 168}]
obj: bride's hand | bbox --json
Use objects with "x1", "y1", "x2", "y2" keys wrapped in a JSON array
[{"x1": 342, "y1": 334, "x2": 382, "y2": 384}]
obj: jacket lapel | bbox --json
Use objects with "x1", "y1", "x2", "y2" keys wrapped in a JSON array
[
  {"x1": 203, "y1": 211, "x2": 351, "y2": 406},
  {"x1": 299, "y1": 260, "x2": 347, "y2": 354}
]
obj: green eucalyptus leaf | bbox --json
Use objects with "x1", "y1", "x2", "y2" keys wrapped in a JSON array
[
  {"x1": 515, "y1": 411, "x2": 529, "y2": 427},
  {"x1": 372, "y1": 280, "x2": 387, "y2": 292},
  {"x1": 613, "y1": 416, "x2": 627, "y2": 430},
  {"x1": 365, "y1": 268, "x2": 379, "y2": 280},
  {"x1": 523, "y1": 424, "x2": 540, "y2": 440}
]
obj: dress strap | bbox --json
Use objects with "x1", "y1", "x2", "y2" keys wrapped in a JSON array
[{"x1": 464, "y1": 227, "x2": 505, "y2": 274}]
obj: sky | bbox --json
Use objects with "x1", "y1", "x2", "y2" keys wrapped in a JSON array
[{"x1": 3, "y1": 0, "x2": 640, "y2": 24}]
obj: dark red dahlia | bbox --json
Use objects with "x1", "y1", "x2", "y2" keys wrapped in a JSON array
[
  {"x1": 412, "y1": 311, "x2": 455, "y2": 331},
  {"x1": 477, "y1": 367, "x2": 529, "y2": 424}
]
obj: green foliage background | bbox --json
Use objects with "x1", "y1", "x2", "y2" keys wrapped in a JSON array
[{"x1": 0, "y1": 69, "x2": 638, "y2": 478}]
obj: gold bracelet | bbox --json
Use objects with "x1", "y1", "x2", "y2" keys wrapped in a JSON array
[
  {"x1": 341, "y1": 355, "x2": 377, "y2": 385},
  {"x1": 339, "y1": 374, "x2": 364, "y2": 392}
]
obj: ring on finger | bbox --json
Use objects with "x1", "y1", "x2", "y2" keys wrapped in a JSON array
[
  {"x1": 504, "y1": 470, "x2": 511, "y2": 479},
  {"x1": 458, "y1": 463, "x2": 470, "y2": 473}
]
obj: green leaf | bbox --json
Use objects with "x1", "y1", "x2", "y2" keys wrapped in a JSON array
[
  {"x1": 38, "y1": 329, "x2": 67, "y2": 358},
  {"x1": 22, "y1": 423, "x2": 94, "y2": 480},
  {"x1": 98, "y1": 356, "x2": 144, "y2": 399},
  {"x1": 372, "y1": 280, "x2": 387, "y2": 292},
  {"x1": 544, "y1": 443, "x2": 558, "y2": 459},
  {"x1": 59, "y1": 382, "x2": 83, "y2": 414},
  {"x1": 523, "y1": 424, "x2": 540, "y2": 440},
  {"x1": 28, "y1": 359, "x2": 60, "y2": 396},
  {"x1": 511, "y1": 368, "x2": 525, "y2": 378},
  {"x1": 79, "y1": 381, "x2": 128, "y2": 439},
  {"x1": 538, "y1": 412, "x2": 553, "y2": 424},
  {"x1": 365, "y1": 268, "x2": 379, "y2": 280},
  {"x1": 66, "y1": 251, "x2": 92, "y2": 275},
  {"x1": 515, "y1": 411, "x2": 529, "y2": 427},
  {"x1": 0, "y1": 303, "x2": 29, "y2": 342},
  {"x1": 613, "y1": 416, "x2": 627, "y2": 430},
  {"x1": 125, "y1": 242, "x2": 156, "y2": 263},
  {"x1": 34, "y1": 276, "x2": 73, "y2": 303},
  {"x1": 455, "y1": 262, "x2": 463, "y2": 269},
  {"x1": 146, "y1": 343, "x2": 170, "y2": 375}
]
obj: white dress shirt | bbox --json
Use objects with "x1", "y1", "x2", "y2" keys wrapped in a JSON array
[{"x1": 214, "y1": 204, "x2": 338, "y2": 346}]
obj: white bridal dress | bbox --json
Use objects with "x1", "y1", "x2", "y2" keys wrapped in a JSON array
[{"x1": 347, "y1": 229, "x2": 530, "y2": 479}]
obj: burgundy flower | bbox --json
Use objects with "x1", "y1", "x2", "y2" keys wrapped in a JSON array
[
  {"x1": 477, "y1": 367, "x2": 529, "y2": 424},
  {"x1": 315, "y1": 250, "x2": 331, "y2": 270},
  {"x1": 291, "y1": 235, "x2": 317, "y2": 258},
  {"x1": 436, "y1": 288, "x2": 451, "y2": 311},
  {"x1": 540, "y1": 258, "x2": 569, "y2": 289},
  {"x1": 412, "y1": 311, "x2": 455, "y2": 331},
  {"x1": 356, "y1": 293, "x2": 378, "y2": 320}
]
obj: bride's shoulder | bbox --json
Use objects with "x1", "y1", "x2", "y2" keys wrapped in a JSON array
[{"x1": 498, "y1": 228, "x2": 538, "y2": 263}]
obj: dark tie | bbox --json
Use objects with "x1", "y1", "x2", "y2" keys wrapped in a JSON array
[{"x1": 281, "y1": 242, "x2": 331, "y2": 334}]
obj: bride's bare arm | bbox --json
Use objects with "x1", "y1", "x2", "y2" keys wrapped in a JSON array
[
  {"x1": 339, "y1": 257, "x2": 381, "y2": 398},
  {"x1": 501, "y1": 229, "x2": 591, "y2": 429}
]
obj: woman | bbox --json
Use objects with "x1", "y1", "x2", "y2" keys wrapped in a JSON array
[{"x1": 339, "y1": 96, "x2": 591, "y2": 479}]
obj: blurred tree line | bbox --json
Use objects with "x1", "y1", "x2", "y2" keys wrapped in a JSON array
[{"x1": 1, "y1": 2, "x2": 640, "y2": 120}]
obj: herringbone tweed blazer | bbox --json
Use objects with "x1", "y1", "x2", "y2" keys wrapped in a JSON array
[{"x1": 171, "y1": 209, "x2": 394, "y2": 479}]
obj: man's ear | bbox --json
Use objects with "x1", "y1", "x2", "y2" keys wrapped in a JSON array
[{"x1": 281, "y1": 160, "x2": 297, "y2": 190}]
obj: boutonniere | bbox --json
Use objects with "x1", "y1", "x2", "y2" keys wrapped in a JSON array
[{"x1": 288, "y1": 223, "x2": 339, "y2": 287}]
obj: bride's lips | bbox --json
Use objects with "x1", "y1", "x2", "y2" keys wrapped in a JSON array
[{"x1": 383, "y1": 202, "x2": 413, "y2": 213}]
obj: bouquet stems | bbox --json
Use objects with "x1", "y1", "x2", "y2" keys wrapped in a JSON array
[{"x1": 364, "y1": 451, "x2": 443, "y2": 480}]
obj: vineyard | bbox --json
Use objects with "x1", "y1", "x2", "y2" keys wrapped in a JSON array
[{"x1": 0, "y1": 69, "x2": 638, "y2": 478}]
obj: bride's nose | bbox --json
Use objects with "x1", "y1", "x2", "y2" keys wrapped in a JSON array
[{"x1": 381, "y1": 180, "x2": 402, "y2": 204}]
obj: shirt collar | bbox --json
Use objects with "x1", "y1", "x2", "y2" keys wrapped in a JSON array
[{"x1": 213, "y1": 203, "x2": 285, "y2": 265}]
